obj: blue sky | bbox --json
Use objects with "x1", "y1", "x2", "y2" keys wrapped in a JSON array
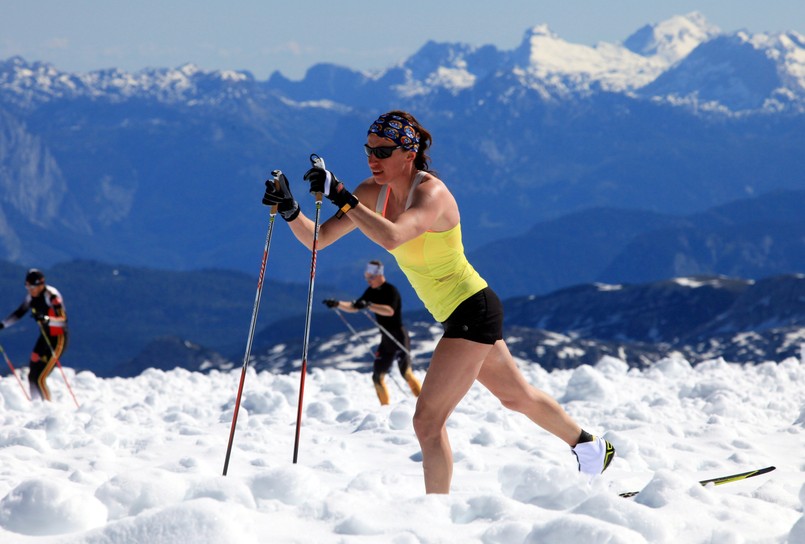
[{"x1": 2, "y1": 0, "x2": 803, "y2": 80}]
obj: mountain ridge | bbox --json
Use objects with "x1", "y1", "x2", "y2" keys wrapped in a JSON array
[
  {"x1": 465, "y1": 189, "x2": 805, "y2": 299},
  {"x1": 2, "y1": 13, "x2": 803, "y2": 111},
  {"x1": 2, "y1": 257, "x2": 801, "y2": 376},
  {"x1": 250, "y1": 273, "x2": 805, "y2": 374},
  {"x1": 1, "y1": 12, "x2": 804, "y2": 299}
]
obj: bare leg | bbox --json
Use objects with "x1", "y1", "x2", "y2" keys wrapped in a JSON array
[
  {"x1": 476, "y1": 340, "x2": 581, "y2": 445},
  {"x1": 413, "y1": 337, "x2": 583, "y2": 493},
  {"x1": 412, "y1": 337, "x2": 494, "y2": 493}
]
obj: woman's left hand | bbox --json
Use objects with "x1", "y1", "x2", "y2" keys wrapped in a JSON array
[{"x1": 303, "y1": 167, "x2": 359, "y2": 216}]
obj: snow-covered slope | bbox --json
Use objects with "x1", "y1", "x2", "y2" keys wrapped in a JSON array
[{"x1": 0, "y1": 356, "x2": 801, "y2": 542}]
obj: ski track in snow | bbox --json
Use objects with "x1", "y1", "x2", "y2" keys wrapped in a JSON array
[{"x1": 0, "y1": 354, "x2": 802, "y2": 543}]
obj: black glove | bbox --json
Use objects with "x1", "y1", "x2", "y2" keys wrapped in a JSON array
[
  {"x1": 323, "y1": 299, "x2": 339, "y2": 308},
  {"x1": 262, "y1": 170, "x2": 300, "y2": 222},
  {"x1": 352, "y1": 299, "x2": 369, "y2": 310},
  {"x1": 303, "y1": 167, "x2": 359, "y2": 218},
  {"x1": 0, "y1": 322, "x2": 4, "y2": 330},
  {"x1": 32, "y1": 312, "x2": 49, "y2": 323}
]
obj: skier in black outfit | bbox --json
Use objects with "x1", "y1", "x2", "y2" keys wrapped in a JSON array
[
  {"x1": 324, "y1": 260, "x2": 422, "y2": 404},
  {"x1": 0, "y1": 269, "x2": 68, "y2": 401}
]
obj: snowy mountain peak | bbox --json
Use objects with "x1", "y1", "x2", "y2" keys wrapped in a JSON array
[
  {"x1": 392, "y1": 40, "x2": 504, "y2": 96},
  {"x1": 640, "y1": 26, "x2": 805, "y2": 112},
  {"x1": 0, "y1": 58, "x2": 256, "y2": 108},
  {"x1": 177, "y1": 63, "x2": 201, "y2": 77},
  {"x1": 2, "y1": 15, "x2": 804, "y2": 113},
  {"x1": 523, "y1": 23, "x2": 559, "y2": 40},
  {"x1": 623, "y1": 11, "x2": 720, "y2": 65},
  {"x1": 511, "y1": 22, "x2": 664, "y2": 94},
  {"x1": 752, "y1": 30, "x2": 805, "y2": 98}
]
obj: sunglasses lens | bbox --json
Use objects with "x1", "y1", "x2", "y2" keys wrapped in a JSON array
[{"x1": 364, "y1": 145, "x2": 396, "y2": 159}]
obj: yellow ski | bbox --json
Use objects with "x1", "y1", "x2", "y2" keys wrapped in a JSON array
[{"x1": 619, "y1": 466, "x2": 776, "y2": 498}]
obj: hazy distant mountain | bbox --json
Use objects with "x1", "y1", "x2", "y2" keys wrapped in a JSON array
[
  {"x1": 5, "y1": 8, "x2": 803, "y2": 383},
  {"x1": 467, "y1": 190, "x2": 805, "y2": 299},
  {"x1": 249, "y1": 274, "x2": 805, "y2": 373},
  {"x1": 1, "y1": 12, "x2": 804, "y2": 299},
  {"x1": 467, "y1": 208, "x2": 686, "y2": 298},
  {"x1": 639, "y1": 31, "x2": 805, "y2": 111},
  {"x1": 3, "y1": 257, "x2": 800, "y2": 376},
  {"x1": 0, "y1": 260, "x2": 346, "y2": 376}
]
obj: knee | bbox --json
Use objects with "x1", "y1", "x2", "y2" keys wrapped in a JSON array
[
  {"x1": 372, "y1": 371, "x2": 384, "y2": 385},
  {"x1": 497, "y1": 388, "x2": 541, "y2": 414},
  {"x1": 29, "y1": 366, "x2": 42, "y2": 381},
  {"x1": 398, "y1": 356, "x2": 411, "y2": 373},
  {"x1": 412, "y1": 407, "x2": 444, "y2": 444},
  {"x1": 498, "y1": 396, "x2": 523, "y2": 412}
]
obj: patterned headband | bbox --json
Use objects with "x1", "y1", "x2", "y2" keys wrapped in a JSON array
[{"x1": 368, "y1": 114, "x2": 420, "y2": 152}]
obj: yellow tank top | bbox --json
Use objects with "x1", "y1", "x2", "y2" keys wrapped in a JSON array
[{"x1": 377, "y1": 173, "x2": 488, "y2": 322}]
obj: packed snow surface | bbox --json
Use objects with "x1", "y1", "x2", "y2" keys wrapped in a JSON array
[{"x1": 0, "y1": 354, "x2": 802, "y2": 543}]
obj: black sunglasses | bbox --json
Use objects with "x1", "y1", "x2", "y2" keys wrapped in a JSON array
[{"x1": 364, "y1": 144, "x2": 401, "y2": 159}]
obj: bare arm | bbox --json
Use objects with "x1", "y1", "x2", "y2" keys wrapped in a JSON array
[
  {"x1": 335, "y1": 300, "x2": 394, "y2": 316},
  {"x1": 287, "y1": 173, "x2": 457, "y2": 251},
  {"x1": 366, "y1": 302, "x2": 394, "y2": 317},
  {"x1": 1, "y1": 300, "x2": 29, "y2": 329},
  {"x1": 346, "y1": 177, "x2": 456, "y2": 251},
  {"x1": 286, "y1": 202, "x2": 359, "y2": 250}
]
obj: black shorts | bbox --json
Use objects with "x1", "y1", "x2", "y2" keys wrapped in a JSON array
[
  {"x1": 441, "y1": 287, "x2": 503, "y2": 345},
  {"x1": 373, "y1": 330, "x2": 411, "y2": 374}
]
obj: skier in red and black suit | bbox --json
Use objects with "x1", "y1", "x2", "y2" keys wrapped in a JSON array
[
  {"x1": 0, "y1": 269, "x2": 68, "y2": 401},
  {"x1": 324, "y1": 260, "x2": 422, "y2": 404}
]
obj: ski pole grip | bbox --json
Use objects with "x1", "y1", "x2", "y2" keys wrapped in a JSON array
[
  {"x1": 310, "y1": 153, "x2": 325, "y2": 203},
  {"x1": 268, "y1": 170, "x2": 282, "y2": 214},
  {"x1": 310, "y1": 153, "x2": 326, "y2": 170}
]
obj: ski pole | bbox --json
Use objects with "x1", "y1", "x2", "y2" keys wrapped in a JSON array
[
  {"x1": 331, "y1": 308, "x2": 407, "y2": 395},
  {"x1": 333, "y1": 307, "x2": 375, "y2": 354},
  {"x1": 293, "y1": 153, "x2": 325, "y2": 464},
  {"x1": 361, "y1": 309, "x2": 414, "y2": 360},
  {"x1": 34, "y1": 317, "x2": 79, "y2": 408},
  {"x1": 222, "y1": 171, "x2": 282, "y2": 476},
  {"x1": 0, "y1": 343, "x2": 31, "y2": 401}
]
